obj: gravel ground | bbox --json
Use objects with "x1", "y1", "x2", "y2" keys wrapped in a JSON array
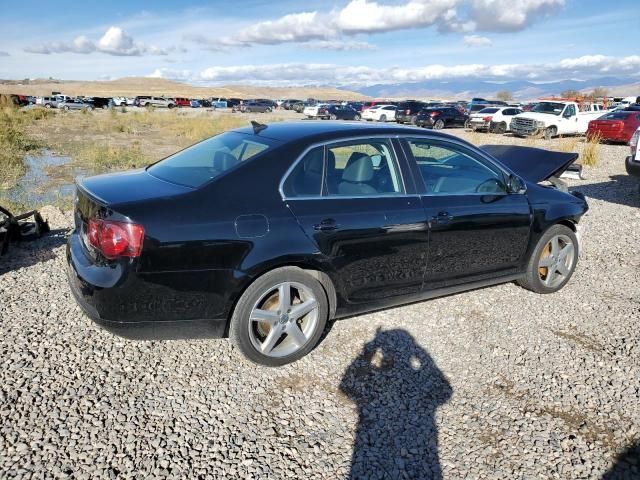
[{"x1": 1, "y1": 130, "x2": 639, "y2": 479}]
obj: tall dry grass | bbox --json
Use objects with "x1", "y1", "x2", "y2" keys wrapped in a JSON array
[{"x1": 582, "y1": 133, "x2": 601, "y2": 167}]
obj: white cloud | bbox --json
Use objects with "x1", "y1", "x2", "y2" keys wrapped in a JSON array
[
  {"x1": 187, "y1": 0, "x2": 566, "y2": 49},
  {"x1": 24, "y1": 26, "x2": 175, "y2": 56},
  {"x1": 304, "y1": 40, "x2": 376, "y2": 51},
  {"x1": 470, "y1": 0, "x2": 565, "y2": 32},
  {"x1": 149, "y1": 55, "x2": 640, "y2": 87},
  {"x1": 463, "y1": 35, "x2": 493, "y2": 47}
]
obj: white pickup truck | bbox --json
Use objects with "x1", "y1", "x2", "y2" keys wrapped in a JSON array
[{"x1": 510, "y1": 101, "x2": 607, "y2": 139}]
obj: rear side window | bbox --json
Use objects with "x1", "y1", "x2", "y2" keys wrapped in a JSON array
[
  {"x1": 406, "y1": 139, "x2": 506, "y2": 195},
  {"x1": 147, "y1": 132, "x2": 277, "y2": 188}
]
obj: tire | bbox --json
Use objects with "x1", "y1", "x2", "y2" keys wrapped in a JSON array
[
  {"x1": 410, "y1": 115, "x2": 417, "y2": 125},
  {"x1": 330, "y1": 114, "x2": 337, "y2": 120},
  {"x1": 246, "y1": 108, "x2": 252, "y2": 113},
  {"x1": 354, "y1": 114, "x2": 361, "y2": 121},
  {"x1": 517, "y1": 224, "x2": 578, "y2": 294},
  {"x1": 434, "y1": 119, "x2": 445, "y2": 130},
  {"x1": 266, "y1": 107, "x2": 272, "y2": 113},
  {"x1": 379, "y1": 114, "x2": 387, "y2": 122},
  {"x1": 63, "y1": 105, "x2": 70, "y2": 111},
  {"x1": 493, "y1": 122, "x2": 507, "y2": 134},
  {"x1": 44, "y1": 104, "x2": 51, "y2": 109},
  {"x1": 168, "y1": 104, "x2": 175, "y2": 109},
  {"x1": 229, "y1": 267, "x2": 329, "y2": 366},
  {"x1": 544, "y1": 126, "x2": 557, "y2": 140},
  {"x1": 464, "y1": 119, "x2": 470, "y2": 129}
]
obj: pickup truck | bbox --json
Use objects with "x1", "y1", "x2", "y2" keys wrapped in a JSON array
[{"x1": 510, "y1": 101, "x2": 607, "y2": 139}]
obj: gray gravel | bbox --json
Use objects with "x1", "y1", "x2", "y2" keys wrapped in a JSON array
[{"x1": 1, "y1": 132, "x2": 639, "y2": 479}]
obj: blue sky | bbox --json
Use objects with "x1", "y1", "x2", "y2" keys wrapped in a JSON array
[{"x1": 1, "y1": 0, "x2": 639, "y2": 86}]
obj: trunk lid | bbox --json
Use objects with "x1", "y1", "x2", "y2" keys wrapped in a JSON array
[
  {"x1": 480, "y1": 145, "x2": 579, "y2": 183},
  {"x1": 78, "y1": 168, "x2": 193, "y2": 207},
  {"x1": 589, "y1": 120, "x2": 623, "y2": 132}
]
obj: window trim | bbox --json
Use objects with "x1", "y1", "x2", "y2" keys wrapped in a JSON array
[
  {"x1": 279, "y1": 135, "x2": 409, "y2": 201},
  {"x1": 400, "y1": 137, "x2": 512, "y2": 197}
]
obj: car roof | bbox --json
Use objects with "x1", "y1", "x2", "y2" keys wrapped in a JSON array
[{"x1": 232, "y1": 120, "x2": 462, "y2": 143}]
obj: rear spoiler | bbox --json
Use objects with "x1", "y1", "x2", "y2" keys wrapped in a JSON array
[{"x1": 481, "y1": 145, "x2": 582, "y2": 184}]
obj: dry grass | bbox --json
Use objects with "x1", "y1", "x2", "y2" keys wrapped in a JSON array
[
  {"x1": 0, "y1": 107, "x2": 48, "y2": 188},
  {"x1": 582, "y1": 133, "x2": 601, "y2": 167},
  {"x1": 557, "y1": 136, "x2": 580, "y2": 153}
]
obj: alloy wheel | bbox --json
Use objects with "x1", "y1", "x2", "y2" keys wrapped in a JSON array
[
  {"x1": 537, "y1": 234, "x2": 575, "y2": 289},
  {"x1": 248, "y1": 281, "x2": 319, "y2": 358}
]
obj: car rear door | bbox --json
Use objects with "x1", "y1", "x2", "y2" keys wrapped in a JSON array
[
  {"x1": 282, "y1": 137, "x2": 429, "y2": 304},
  {"x1": 400, "y1": 137, "x2": 532, "y2": 290}
]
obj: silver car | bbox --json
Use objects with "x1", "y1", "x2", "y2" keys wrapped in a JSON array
[{"x1": 57, "y1": 100, "x2": 94, "y2": 111}]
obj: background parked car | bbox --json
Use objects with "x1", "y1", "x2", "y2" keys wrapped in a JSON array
[
  {"x1": 587, "y1": 110, "x2": 640, "y2": 144},
  {"x1": 416, "y1": 107, "x2": 468, "y2": 129},
  {"x1": 324, "y1": 105, "x2": 361, "y2": 120},
  {"x1": 303, "y1": 103, "x2": 331, "y2": 119},
  {"x1": 240, "y1": 101, "x2": 273, "y2": 113},
  {"x1": 85, "y1": 97, "x2": 112, "y2": 109},
  {"x1": 175, "y1": 97, "x2": 191, "y2": 107},
  {"x1": 468, "y1": 107, "x2": 523, "y2": 133},
  {"x1": 395, "y1": 100, "x2": 426, "y2": 124},
  {"x1": 57, "y1": 100, "x2": 94, "y2": 111},
  {"x1": 281, "y1": 99, "x2": 303, "y2": 110},
  {"x1": 362, "y1": 105, "x2": 397, "y2": 122},
  {"x1": 626, "y1": 127, "x2": 640, "y2": 186},
  {"x1": 134, "y1": 96, "x2": 176, "y2": 108}
]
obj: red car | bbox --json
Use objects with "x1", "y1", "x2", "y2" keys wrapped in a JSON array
[
  {"x1": 587, "y1": 110, "x2": 640, "y2": 143},
  {"x1": 174, "y1": 97, "x2": 191, "y2": 107}
]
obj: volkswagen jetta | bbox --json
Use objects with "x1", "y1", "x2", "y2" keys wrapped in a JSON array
[{"x1": 67, "y1": 121, "x2": 588, "y2": 366}]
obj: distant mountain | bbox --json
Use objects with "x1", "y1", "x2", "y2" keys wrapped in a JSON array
[{"x1": 349, "y1": 77, "x2": 639, "y2": 100}]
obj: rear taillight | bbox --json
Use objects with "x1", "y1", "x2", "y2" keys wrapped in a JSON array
[
  {"x1": 405, "y1": 109, "x2": 410, "y2": 114},
  {"x1": 483, "y1": 116, "x2": 493, "y2": 122},
  {"x1": 87, "y1": 218, "x2": 144, "y2": 259},
  {"x1": 430, "y1": 112, "x2": 439, "y2": 117},
  {"x1": 630, "y1": 129, "x2": 640, "y2": 154}
]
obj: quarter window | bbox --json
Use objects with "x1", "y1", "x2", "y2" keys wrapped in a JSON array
[
  {"x1": 282, "y1": 147, "x2": 324, "y2": 198},
  {"x1": 406, "y1": 140, "x2": 506, "y2": 195}
]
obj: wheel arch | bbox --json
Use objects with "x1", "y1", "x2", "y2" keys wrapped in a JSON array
[{"x1": 223, "y1": 261, "x2": 339, "y2": 336}]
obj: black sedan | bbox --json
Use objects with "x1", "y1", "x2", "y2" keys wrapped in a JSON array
[
  {"x1": 321, "y1": 105, "x2": 361, "y2": 121},
  {"x1": 416, "y1": 107, "x2": 468, "y2": 129},
  {"x1": 68, "y1": 122, "x2": 588, "y2": 366}
]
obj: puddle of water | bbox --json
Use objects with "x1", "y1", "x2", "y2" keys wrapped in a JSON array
[{"x1": 1, "y1": 151, "x2": 87, "y2": 207}]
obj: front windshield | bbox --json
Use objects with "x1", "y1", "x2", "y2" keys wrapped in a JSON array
[
  {"x1": 148, "y1": 131, "x2": 278, "y2": 188},
  {"x1": 531, "y1": 102, "x2": 565, "y2": 115}
]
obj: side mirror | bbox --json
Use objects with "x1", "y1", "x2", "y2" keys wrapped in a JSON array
[{"x1": 507, "y1": 174, "x2": 527, "y2": 194}]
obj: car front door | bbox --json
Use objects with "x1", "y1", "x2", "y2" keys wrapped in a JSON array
[
  {"x1": 401, "y1": 137, "x2": 532, "y2": 290},
  {"x1": 282, "y1": 138, "x2": 429, "y2": 304}
]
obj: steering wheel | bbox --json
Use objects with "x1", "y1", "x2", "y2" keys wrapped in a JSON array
[{"x1": 475, "y1": 178, "x2": 502, "y2": 193}]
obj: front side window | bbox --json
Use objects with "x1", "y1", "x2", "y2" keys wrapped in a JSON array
[
  {"x1": 326, "y1": 140, "x2": 404, "y2": 196},
  {"x1": 406, "y1": 139, "x2": 506, "y2": 195},
  {"x1": 148, "y1": 132, "x2": 277, "y2": 188}
]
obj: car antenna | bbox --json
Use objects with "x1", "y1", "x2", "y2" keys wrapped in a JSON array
[{"x1": 250, "y1": 120, "x2": 268, "y2": 134}]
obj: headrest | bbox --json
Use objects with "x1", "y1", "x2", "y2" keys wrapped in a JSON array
[
  {"x1": 327, "y1": 150, "x2": 336, "y2": 171},
  {"x1": 342, "y1": 152, "x2": 374, "y2": 182},
  {"x1": 303, "y1": 149, "x2": 324, "y2": 175},
  {"x1": 213, "y1": 151, "x2": 239, "y2": 171}
]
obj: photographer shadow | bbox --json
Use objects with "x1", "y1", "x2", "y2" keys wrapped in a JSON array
[{"x1": 340, "y1": 328, "x2": 452, "y2": 480}]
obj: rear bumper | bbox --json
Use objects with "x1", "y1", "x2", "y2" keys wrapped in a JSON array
[
  {"x1": 416, "y1": 118, "x2": 435, "y2": 128},
  {"x1": 469, "y1": 120, "x2": 490, "y2": 130},
  {"x1": 66, "y1": 232, "x2": 229, "y2": 339},
  {"x1": 626, "y1": 156, "x2": 640, "y2": 178}
]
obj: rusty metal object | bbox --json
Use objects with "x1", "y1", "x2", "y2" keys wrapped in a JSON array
[{"x1": 0, "y1": 205, "x2": 50, "y2": 256}]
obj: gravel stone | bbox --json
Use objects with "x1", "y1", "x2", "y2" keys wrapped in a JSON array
[{"x1": 1, "y1": 134, "x2": 639, "y2": 478}]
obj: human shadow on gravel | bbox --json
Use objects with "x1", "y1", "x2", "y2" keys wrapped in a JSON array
[
  {"x1": 0, "y1": 228, "x2": 68, "y2": 276},
  {"x1": 601, "y1": 441, "x2": 640, "y2": 479},
  {"x1": 571, "y1": 175, "x2": 640, "y2": 209},
  {"x1": 340, "y1": 328, "x2": 452, "y2": 480}
]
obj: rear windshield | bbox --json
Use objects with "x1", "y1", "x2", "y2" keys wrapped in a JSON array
[
  {"x1": 478, "y1": 108, "x2": 499, "y2": 114},
  {"x1": 599, "y1": 111, "x2": 632, "y2": 120},
  {"x1": 147, "y1": 132, "x2": 279, "y2": 188}
]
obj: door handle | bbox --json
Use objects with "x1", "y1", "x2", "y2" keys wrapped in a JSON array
[
  {"x1": 431, "y1": 212, "x2": 453, "y2": 224},
  {"x1": 314, "y1": 218, "x2": 339, "y2": 231}
]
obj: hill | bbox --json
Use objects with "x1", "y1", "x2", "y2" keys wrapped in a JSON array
[{"x1": 0, "y1": 77, "x2": 369, "y2": 101}]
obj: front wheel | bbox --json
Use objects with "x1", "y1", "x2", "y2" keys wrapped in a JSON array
[
  {"x1": 330, "y1": 114, "x2": 337, "y2": 120},
  {"x1": 229, "y1": 267, "x2": 329, "y2": 366},
  {"x1": 544, "y1": 126, "x2": 557, "y2": 140},
  {"x1": 354, "y1": 114, "x2": 361, "y2": 121},
  {"x1": 518, "y1": 224, "x2": 578, "y2": 294},
  {"x1": 266, "y1": 107, "x2": 272, "y2": 113}
]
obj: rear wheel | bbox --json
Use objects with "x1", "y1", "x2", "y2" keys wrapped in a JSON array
[
  {"x1": 354, "y1": 114, "x2": 361, "y2": 121},
  {"x1": 518, "y1": 224, "x2": 578, "y2": 294},
  {"x1": 434, "y1": 119, "x2": 445, "y2": 130},
  {"x1": 229, "y1": 267, "x2": 329, "y2": 366},
  {"x1": 266, "y1": 107, "x2": 272, "y2": 113},
  {"x1": 330, "y1": 114, "x2": 337, "y2": 120},
  {"x1": 493, "y1": 122, "x2": 507, "y2": 134},
  {"x1": 379, "y1": 114, "x2": 387, "y2": 122}
]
